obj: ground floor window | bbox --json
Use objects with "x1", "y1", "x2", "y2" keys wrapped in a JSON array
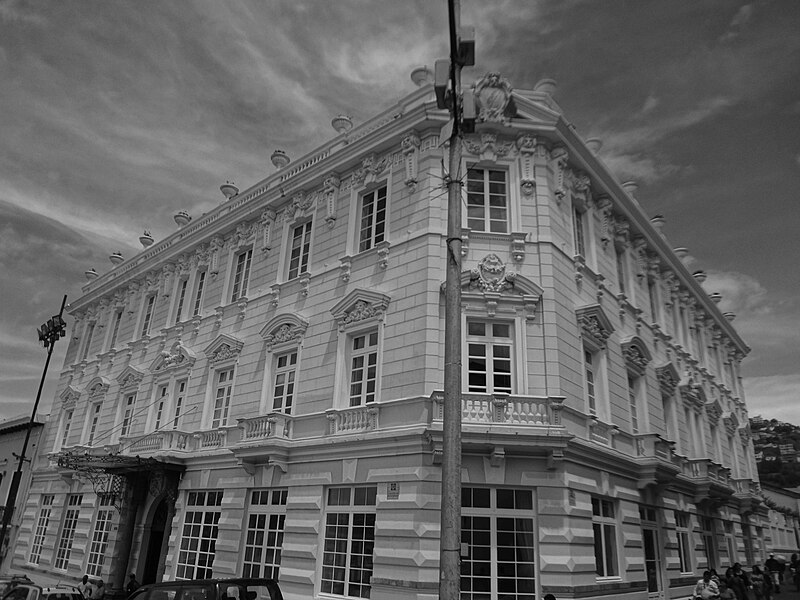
[
  {"x1": 321, "y1": 486, "x2": 377, "y2": 599},
  {"x1": 242, "y1": 489, "x2": 287, "y2": 579},
  {"x1": 593, "y1": 497, "x2": 618, "y2": 578},
  {"x1": 675, "y1": 511, "x2": 693, "y2": 573},
  {"x1": 54, "y1": 494, "x2": 83, "y2": 570},
  {"x1": 86, "y1": 494, "x2": 116, "y2": 576},
  {"x1": 461, "y1": 487, "x2": 535, "y2": 600},
  {"x1": 176, "y1": 490, "x2": 223, "y2": 579},
  {"x1": 28, "y1": 494, "x2": 54, "y2": 565}
]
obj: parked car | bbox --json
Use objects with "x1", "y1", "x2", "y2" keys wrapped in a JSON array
[
  {"x1": 0, "y1": 576, "x2": 33, "y2": 598},
  {"x1": 1, "y1": 584, "x2": 82, "y2": 600},
  {"x1": 126, "y1": 579, "x2": 282, "y2": 600}
]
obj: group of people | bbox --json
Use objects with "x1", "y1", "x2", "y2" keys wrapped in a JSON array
[
  {"x1": 693, "y1": 553, "x2": 800, "y2": 600},
  {"x1": 77, "y1": 574, "x2": 140, "y2": 600}
]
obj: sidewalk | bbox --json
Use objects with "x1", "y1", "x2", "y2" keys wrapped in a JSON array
[{"x1": 773, "y1": 587, "x2": 800, "y2": 600}]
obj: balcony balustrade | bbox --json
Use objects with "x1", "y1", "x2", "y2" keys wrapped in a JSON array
[{"x1": 431, "y1": 392, "x2": 565, "y2": 426}]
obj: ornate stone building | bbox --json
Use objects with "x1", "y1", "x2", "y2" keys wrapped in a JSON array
[{"x1": 11, "y1": 70, "x2": 767, "y2": 600}]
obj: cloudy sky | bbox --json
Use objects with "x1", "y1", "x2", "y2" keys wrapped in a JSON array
[{"x1": 1, "y1": 0, "x2": 798, "y2": 424}]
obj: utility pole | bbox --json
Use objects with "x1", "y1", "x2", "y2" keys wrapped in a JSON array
[
  {"x1": 440, "y1": 1, "x2": 472, "y2": 598},
  {"x1": 0, "y1": 295, "x2": 67, "y2": 565}
]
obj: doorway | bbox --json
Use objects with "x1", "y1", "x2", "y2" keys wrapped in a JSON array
[
  {"x1": 642, "y1": 526, "x2": 665, "y2": 600},
  {"x1": 142, "y1": 498, "x2": 169, "y2": 584}
]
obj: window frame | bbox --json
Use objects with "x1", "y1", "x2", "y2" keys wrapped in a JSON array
[
  {"x1": 176, "y1": 490, "x2": 224, "y2": 580},
  {"x1": 287, "y1": 220, "x2": 313, "y2": 281},
  {"x1": 465, "y1": 319, "x2": 515, "y2": 395},
  {"x1": 241, "y1": 488, "x2": 288, "y2": 579},
  {"x1": 320, "y1": 485, "x2": 377, "y2": 599},
  {"x1": 85, "y1": 494, "x2": 115, "y2": 576},
  {"x1": 231, "y1": 247, "x2": 253, "y2": 302},
  {"x1": 140, "y1": 293, "x2": 157, "y2": 338},
  {"x1": 271, "y1": 350, "x2": 298, "y2": 414},
  {"x1": 54, "y1": 494, "x2": 83, "y2": 571},
  {"x1": 675, "y1": 511, "x2": 693, "y2": 573},
  {"x1": 120, "y1": 392, "x2": 137, "y2": 437},
  {"x1": 347, "y1": 328, "x2": 380, "y2": 407},
  {"x1": 80, "y1": 320, "x2": 96, "y2": 362},
  {"x1": 211, "y1": 366, "x2": 235, "y2": 429},
  {"x1": 592, "y1": 496, "x2": 619, "y2": 579},
  {"x1": 173, "y1": 276, "x2": 190, "y2": 324},
  {"x1": 461, "y1": 486, "x2": 536, "y2": 600},
  {"x1": 192, "y1": 269, "x2": 207, "y2": 317},
  {"x1": 464, "y1": 164, "x2": 512, "y2": 234},
  {"x1": 357, "y1": 184, "x2": 388, "y2": 253},
  {"x1": 106, "y1": 308, "x2": 124, "y2": 350},
  {"x1": 84, "y1": 401, "x2": 103, "y2": 446},
  {"x1": 28, "y1": 494, "x2": 55, "y2": 565}
]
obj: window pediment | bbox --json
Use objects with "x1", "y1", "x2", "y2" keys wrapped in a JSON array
[
  {"x1": 576, "y1": 304, "x2": 615, "y2": 349},
  {"x1": 60, "y1": 385, "x2": 80, "y2": 407},
  {"x1": 705, "y1": 399, "x2": 723, "y2": 425},
  {"x1": 722, "y1": 412, "x2": 739, "y2": 436},
  {"x1": 117, "y1": 366, "x2": 144, "y2": 391},
  {"x1": 655, "y1": 363, "x2": 680, "y2": 397},
  {"x1": 204, "y1": 333, "x2": 244, "y2": 365},
  {"x1": 86, "y1": 376, "x2": 111, "y2": 400},
  {"x1": 260, "y1": 313, "x2": 309, "y2": 351},
  {"x1": 453, "y1": 254, "x2": 543, "y2": 320},
  {"x1": 150, "y1": 340, "x2": 197, "y2": 374},
  {"x1": 330, "y1": 289, "x2": 391, "y2": 332},
  {"x1": 621, "y1": 336, "x2": 651, "y2": 376}
]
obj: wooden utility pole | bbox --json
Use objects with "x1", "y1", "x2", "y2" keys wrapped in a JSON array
[{"x1": 440, "y1": 1, "x2": 463, "y2": 599}]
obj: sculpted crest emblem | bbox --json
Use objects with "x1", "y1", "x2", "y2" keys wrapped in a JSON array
[
  {"x1": 474, "y1": 73, "x2": 514, "y2": 123},
  {"x1": 470, "y1": 254, "x2": 516, "y2": 292}
]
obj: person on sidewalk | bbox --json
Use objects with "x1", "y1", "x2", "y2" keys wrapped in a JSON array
[
  {"x1": 751, "y1": 565, "x2": 772, "y2": 600},
  {"x1": 77, "y1": 576, "x2": 93, "y2": 600},
  {"x1": 765, "y1": 554, "x2": 782, "y2": 594},
  {"x1": 694, "y1": 570, "x2": 721, "y2": 600}
]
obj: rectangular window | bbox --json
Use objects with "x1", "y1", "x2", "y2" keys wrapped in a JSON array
[
  {"x1": 54, "y1": 494, "x2": 83, "y2": 570},
  {"x1": 466, "y1": 321, "x2": 513, "y2": 394},
  {"x1": 288, "y1": 221, "x2": 312, "y2": 280},
  {"x1": 87, "y1": 403, "x2": 102, "y2": 445},
  {"x1": 467, "y1": 167, "x2": 508, "y2": 233},
  {"x1": 231, "y1": 249, "x2": 253, "y2": 302},
  {"x1": 242, "y1": 489, "x2": 288, "y2": 579},
  {"x1": 173, "y1": 379, "x2": 187, "y2": 429},
  {"x1": 154, "y1": 385, "x2": 167, "y2": 430},
  {"x1": 60, "y1": 409, "x2": 73, "y2": 448},
  {"x1": 121, "y1": 394, "x2": 136, "y2": 437},
  {"x1": 86, "y1": 495, "x2": 115, "y2": 576},
  {"x1": 461, "y1": 487, "x2": 535, "y2": 600},
  {"x1": 584, "y1": 348, "x2": 597, "y2": 416},
  {"x1": 273, "y1": 351, "x2": 297, "y2": 414},
  {"x1": 81, "y1": 322, "x2": 95, "y2": 361},
  {"x1": 175, "y1": 278, "x2": 189, "y2": 323},
  {"x1": 675, "y1": 511, "x2": 692, "y2": 573},
  {"x1": 349, "y1": 331, "x2": 378, "y2": 406},
  {"x1": 212, "y1": 368, "x2": 234, "y2": 428},
  {"x1": 109, "y1": 310, "x2": 123, "y2": 349},
  {"x1": 141, "y1": 294, "x2": 156, "y2": 337},
  {"x1": 592, "y1": 497, "x2": 618, "y2": 578},
  {"x1": 193, "y1": 271, "x2": 206, "y2": 317},
  {"x1": 358, "y1": 186, "x2": 387, "y2": 252},
  {"x1": 321, "y1": 486, "x2": 377, "y2": 599},
  {"x1": 176, "y1": 490, "x2": 223, "y2": 580},
  {"x1": 628, "y1": 376, "x2": 639, "y2": 434},
  {"x1": 573, "y1": 207, "x2": 586, "y2": 257},
  {"x1": 28, "y1": 494, "x2": 55, "y2": 565},
  {"x1": 701, "y1": 517, "x2": 716, "y2": 570},
  {"x1": 648, "y1": 279, "x2": 659, "y2": 324}
]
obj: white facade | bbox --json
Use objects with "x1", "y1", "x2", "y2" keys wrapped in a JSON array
[{"x1": 11, "y1": 72, "x2": 768, "y2": 600}]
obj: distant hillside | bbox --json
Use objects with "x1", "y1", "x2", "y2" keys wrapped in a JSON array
[{"x1": 751, "y1": 416, "x2": 800, "y2": 488}]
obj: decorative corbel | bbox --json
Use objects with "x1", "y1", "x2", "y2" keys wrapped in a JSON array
[
  {"x1": 236, "y1": 297, "x2": 248, "y2": 320},
  {"x1": 573, "y1": 254, "x2": 587, "y2": 284},
  {"x1": 323, "y1": 173, "x2": 341, "y2": 228},
  {"x1": 510, "y1": 232, "x2": 526, "y2": 262},
  {"x1": 270, "y1": 283, "x2": 281, "y2": 307},
  {"x1": 376, "y1": 240, "x2": 390, "y2": 269},
  {"x1": 596, "y1": 196, "x2": 613, "y2": 250},
  {"x1": 213, "y1": 307, "x2": 224, "y2": 328},
  {"x1": 339, "y1": 256, "x2": 352, "y2": 282},
  {"x1": 260, "y1": 209, "x2": 276, "y2": 255},
  {"x1": 489, "y1": 446, "x2": 505, "y2": 468},
  {"x1": 400, "y1": 131, "x2": 420, "y2": 191},
  {"x1": 299, "y1": 273, "x2": 311, "y2": 297},
  {"x1": 550, "y1": 145, "x2": 569, "y2": 203},
  {"x1": 516, "y1": 134, "x2": 537, "y2": 197},
  {"x1": 209, "y1": 235, "x2": 225, "y2": 279},
  {"x1": 633, "y1": 236, "x2": 648, "y2": 281}
]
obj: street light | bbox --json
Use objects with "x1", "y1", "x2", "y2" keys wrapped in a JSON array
[{"x1": 0, "y1": 295, "x2": 68, "y2": 564}]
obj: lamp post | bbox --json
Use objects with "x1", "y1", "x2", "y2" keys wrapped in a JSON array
[{"x1": 0, "y1": 295, "x2": 67, "y2": 564}]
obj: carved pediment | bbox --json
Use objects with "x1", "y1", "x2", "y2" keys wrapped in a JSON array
[
  {"x1": 60, "y1": 385, "x2": 81, "y2": 407},
  {"x1": 260, "y1": 313, "x2": 309, "y2": 351},
  {"x1": 705, "y1": 399, "x2": 723, "y2": 425},
  {"x1": 150, "y1": 340, "x2": 197, "y2": 373},
  {"x1": 455, "y1": 255, "x2": 543, "y2": 321},
  {"x1": 655, "y1": 363, "x2": 680, "y2": 397},
  {"x1": 576, "y1": 304, "x2": 615, "y2": 349},
  {"x1": 117, "y1": 366, "x2": 144, "y2": 391},
  {"x1": 86, "y1": 376, "x2": 111, "y2": 400},
  {"x1": 204, "y1": 334, "x2": 244, "y2": 365},
  {"x1": 722, "y1": 412, "x2": 739, "y2": 436},
  {"x1": 679, "y1": 380, "x2": 705, "y2": 414},
  {"x1": 330, "y1": 289, "x2": 391, "y2": 332},
  {"x1": 621, "y1": 336, "x2": 652, "y2": 377}
]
